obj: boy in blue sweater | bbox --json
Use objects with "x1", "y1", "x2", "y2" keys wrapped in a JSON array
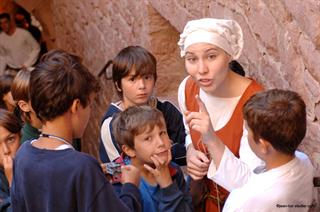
[
  {"x1": 111, "y1": 105, "x2": 192, "y2": 212},
  {"x1": 11, "y1": 49, "x2": 142, "y2": 212}
]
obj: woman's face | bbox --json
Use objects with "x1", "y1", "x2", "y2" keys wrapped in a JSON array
[
  {"x1": 120, "y1": 68, "x2": 155, "y2": 108},
  {"x1": 0, "y1": 125, "x2": 20, "y2": 167},
  {"x1": 184, "y1": 43, "x2": 231, "y2": 95}
]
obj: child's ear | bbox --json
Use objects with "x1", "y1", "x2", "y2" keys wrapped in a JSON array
[
  {"x1": 259, "y1": 138, "x2": 271, "y2": 154},
  {"x1": 122, "y1": 145, "x2": 136, "y2": 158},
  {"x1": 18, "y1": 100, "x2": 31, "y2": 112},
  {"x1": 70, "y1": 99, "x2": 81, "y2": 113},
  {"x1": 114, "y1": 82, "x2": 122, "y2": 92}
]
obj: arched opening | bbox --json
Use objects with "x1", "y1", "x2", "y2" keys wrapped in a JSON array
[{"x1": 11, "y1": 0, "x2": 56, "y2": 49}]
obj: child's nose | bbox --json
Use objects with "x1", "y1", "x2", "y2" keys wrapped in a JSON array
[
  {"x1": 155, "y1": 136, "x2": 165, "y2": 146},
  {"x1": 137, "y1": 78, "x2": 146, "y2": 89}
]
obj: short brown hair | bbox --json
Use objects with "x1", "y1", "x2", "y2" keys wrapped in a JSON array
[
  {"x1": 243, "y1": 89, "x2": 306, "y2": 155},
  {"x1": 11, "y1": 69, "x2": 31, "y2": 122},
  {"x1": 112, "y1": 105, "x2": 165, "y2": 149},
  {"x1": 11, "y1": 68, "x2": 30, "y2": 103},
  {"x1": 109, "y1": 46, "x2": 157, "y2": 97},
  {"x1": 30, "y1": 49, "x2": 100, "y2": 122},
  {"x1": 0, "y1": 108, "x2": 22, "y2": 135}
]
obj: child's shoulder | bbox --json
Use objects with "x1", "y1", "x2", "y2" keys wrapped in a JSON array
[
  {"x1": 101, "y1": 102, "x2": 122, "y2": 122},
  {"x1": 51, "y1": 151, "x2": 103, "y2": 177},
  {"x1": 156, "y1": 98, "x2": 182, "y2": 115},
  {"x1": 295, "y1": 151, "x2": 313, "y2": 169},
  {"x1": 71, "y1": 151, "x2": 101, "y2": 169},
  {"x1": 17, "y1": 141, "x2": 100, "y2": 168}
]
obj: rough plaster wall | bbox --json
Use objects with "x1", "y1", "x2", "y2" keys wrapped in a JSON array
[
  {"x1": 0, "y1": 0, "x2": 15, "y2": 13},
  {"x1": 149, "y1": 0, "x2": 320, "y2": 173},
  {"x1": 40, "y1": 0, "x2": 185, "y2": 158},
  {"x1": 17, "y1": 0, "x2": 320, "y2": 189}
]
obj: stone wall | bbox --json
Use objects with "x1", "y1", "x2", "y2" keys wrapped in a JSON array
[{"x1": 17, "y1": 0, "x2": 320, "y2": 185}]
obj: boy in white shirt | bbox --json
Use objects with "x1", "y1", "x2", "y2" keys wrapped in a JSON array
[{"x1": 185, "y1": 89, "x2": 314, "y2": 211}]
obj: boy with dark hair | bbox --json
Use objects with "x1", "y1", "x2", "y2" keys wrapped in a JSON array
[
  {"x1": 98, "y1": 46, "x2": 186, "y2": 166},
  {"x1": 112, "y1": 105, "x2": 192, "y2": 212},
  {"x1": 11, "y1": 68, "x2": 42, "y2": 143},
  {"x1": 185, "y1": 89, "x2": 314, "y2": 211},
  {"x1": 11, "y1": 49, "x2": 142, "y2": 212}
]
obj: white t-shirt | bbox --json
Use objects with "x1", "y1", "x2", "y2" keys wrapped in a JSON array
[
  {"x1": 0, "y1": 28, "x2": 40, "y2": 72},
  {"x1": 208, "y1": 149, "x2": 314, "y2": 212}
]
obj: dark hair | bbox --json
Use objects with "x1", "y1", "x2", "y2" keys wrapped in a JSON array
[
  {"x1": 243, "y1": 89, "x2": 306, "y2": 155},
  {"x1": 0, "y1": 74, "x2": 14, "y2": 110},
  {"x1": 30, "y1": 49, "x2": 100, "y2": 122},
  {"x1": 0, "y1": 108, "x2": 22, "y2": 135},
  {"x1": 0, "y1": 13, "x2": 11, "y2": 21},
  {"x1": 229, "y1": 60, "x2": 245, "y2": 76},
  {"x1": 112, "y1": 105, "x2": 165, "y2": 149},
  {"x1": 15, "y1": 6, "x2": 31, "y2": 25},
  {"x1": 99, "y1": 46, "x2": 157, "y2": 97}
]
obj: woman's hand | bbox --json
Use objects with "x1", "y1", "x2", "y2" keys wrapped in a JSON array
[
  {"x1": 185, "y1": 95, "x2": 217, "y2": 145},
  {"x1": 186, "y1": 144, "x2": 210, "y2": 180},
  {"x1": 185, "y1": 95, "x2": 225, "y2": 169}
]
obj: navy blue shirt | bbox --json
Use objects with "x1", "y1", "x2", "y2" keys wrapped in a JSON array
[
  {"x1": 0, "y1": 168, "x2": 11, "y2": 212},
  {"x1": 12, "y1": 141, "x2": 142, "y2": 212}
]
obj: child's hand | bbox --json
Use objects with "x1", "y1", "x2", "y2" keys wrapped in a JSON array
[
  {"x1": 121, "y1": 165, "x2": 140, "y2": 187},
  {"x1": 185, "y1": 95, "x2": 218, "y2": 144},
  {"x1": 100, "y1": 163, "x2": 114, "y2": 183},
  {"x1": 144, "y1": 149, "x2": 173, "y2": 188},
  {"x1": 3, "y1": 153, "x2": 13, "y2": 186},
  {"x1": 100, "y1": 163, "x2": 107, "y2": 174}
]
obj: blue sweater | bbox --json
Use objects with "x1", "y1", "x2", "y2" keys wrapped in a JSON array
[
  {"x1": 11, "y1": 141, "x2": 142, "y2": 212},
  {"x1": 0, "y1": 168, "x2": 11, "y2": 212},
  {"x1": 113, "y1": 162, "x2": 192, "y2": 212}
]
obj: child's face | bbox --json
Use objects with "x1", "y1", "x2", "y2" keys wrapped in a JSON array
[
  {"x1": 120, "y1": 68, "x2": 155, "y2": 107},
  {"x1": 131, "y1": 121, "x2": 171, "y2": 166},
  {"x1": 0, "y1": 125, "x2": 20, "y2": 167}
]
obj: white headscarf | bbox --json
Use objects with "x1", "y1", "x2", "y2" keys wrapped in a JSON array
[{"x1": 178, "y1": 18, "x2": 243, "y2": 59}]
